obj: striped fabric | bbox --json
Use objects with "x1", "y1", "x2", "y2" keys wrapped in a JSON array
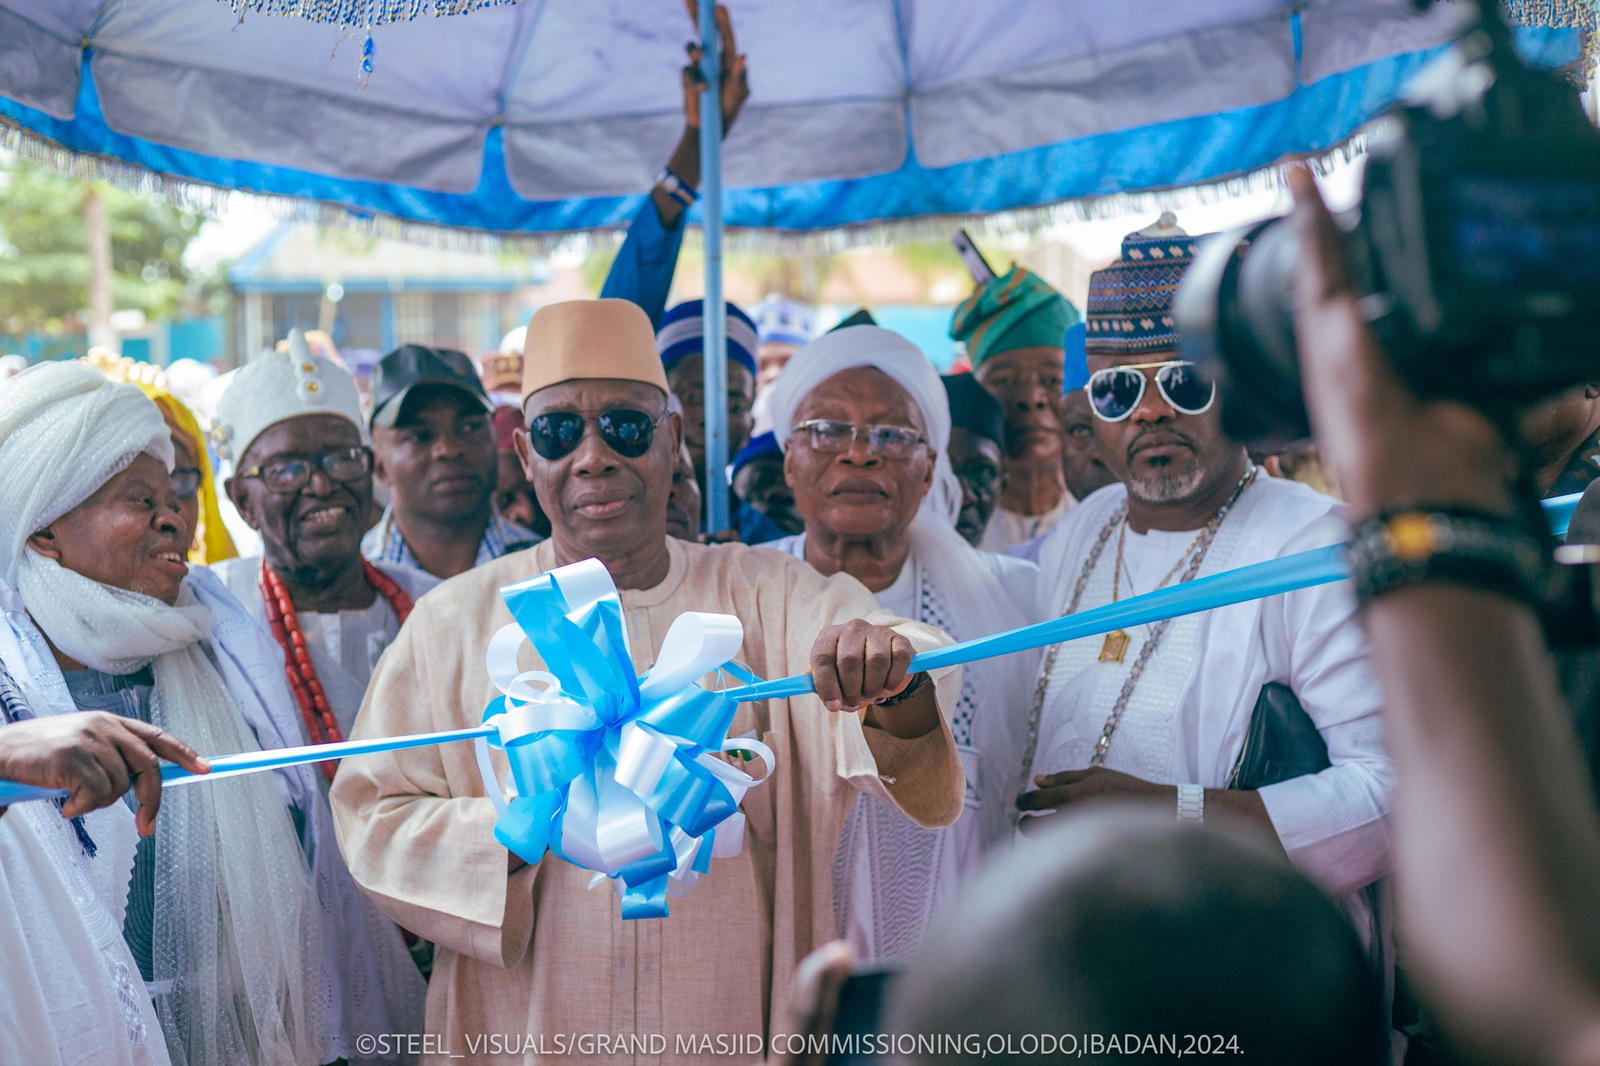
[{"x1": 361, "y1": 506, "x2": 540, "y2": 575}]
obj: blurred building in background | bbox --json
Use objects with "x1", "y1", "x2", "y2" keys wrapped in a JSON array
[{"x1": 227, "y1": 222, "x2": 548, "y2": 364}]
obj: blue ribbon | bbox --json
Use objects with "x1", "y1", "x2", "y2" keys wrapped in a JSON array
[
  {"x1": 731, "y1": 492, "x2": 1584, "y2": 703},
  {"x1": 0, "y1": 724, "x2": 499, "y2": 807}
]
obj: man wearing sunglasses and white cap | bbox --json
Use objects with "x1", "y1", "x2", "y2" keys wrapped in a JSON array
[
  {"x1": 1017, "y1": 230, "x2": 1394, "y2": 994},
  {"x1": 331, "y1": 298, "x2": 965, "y2": 1063}
]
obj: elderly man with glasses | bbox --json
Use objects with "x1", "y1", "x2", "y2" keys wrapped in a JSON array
[
  {"x1": 215, "y1": 338, "x2": 440, "y2": 752},
  {"x1": 1018, "y1": 230, "x2": 1395, "y2": 1015},
  {"x1": 762, "y1": 325, "x2": 1043, "y2": 966}
]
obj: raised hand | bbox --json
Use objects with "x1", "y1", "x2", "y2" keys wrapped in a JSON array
[{"x1": 681, "y1": 2, "x2": 750, "y2": 132}]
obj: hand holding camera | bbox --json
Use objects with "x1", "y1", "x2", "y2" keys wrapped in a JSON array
[
  {"x1": 1283, "y1": 165, "x2": 1519, "y2": 522},
  {"x1": 1177, "y1": 0, "x2": 1600, "y2": 461}
]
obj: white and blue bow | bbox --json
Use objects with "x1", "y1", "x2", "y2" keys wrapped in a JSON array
[{"x1": 475, "y1": 559, "x2": 773, "y2": 919}]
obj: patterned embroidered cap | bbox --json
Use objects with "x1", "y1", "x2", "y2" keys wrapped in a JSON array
[
  {"x1": 214, "y1": 329, "x2": 368, "y2": 464},
  {"x1": 1085, "y1": 231, "x2": 1202, "y2": 358},
  {"x1": 752, "y1": 295, "x2": 815, "y2": 348},
  {"x1": 479, "y1": 351, "x2": 524, "y2": 394}
]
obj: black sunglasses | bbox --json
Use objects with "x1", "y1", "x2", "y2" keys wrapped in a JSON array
[{"x1": 527, "y1": 408, "x2": 665, "y2": 461}]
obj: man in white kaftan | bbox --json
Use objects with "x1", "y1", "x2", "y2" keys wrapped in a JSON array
[{"x1": 1021, "y1": 232, "x2": 1392, "y2": 1004}]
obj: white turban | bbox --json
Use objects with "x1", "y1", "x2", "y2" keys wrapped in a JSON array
[
  {"x1": 767, "y1": 325, "x2": 960, "y2": 525},
  {"x1": 0, "y1": 360, "x2": 173, "y2": 588}
]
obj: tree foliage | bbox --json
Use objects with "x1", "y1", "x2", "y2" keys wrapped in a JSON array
[{"x1": 0, "y1": 157, "x2": 207, "y2": 335}]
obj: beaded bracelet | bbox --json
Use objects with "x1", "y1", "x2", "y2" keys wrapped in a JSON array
[{"x1": 1344, "y1": 506, "x2": 1550, "y2": 608}]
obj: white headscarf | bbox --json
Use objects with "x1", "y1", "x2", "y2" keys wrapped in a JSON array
[
  {"x1": 0, "y1": 361, "x2": 173, "y2": 588},
  {"x1": 0, "y1": 362, "x2": 331, "y2": 1065}
]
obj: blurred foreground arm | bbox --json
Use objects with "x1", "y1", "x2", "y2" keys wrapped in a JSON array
[{"x1": 1290, "y1": 166, "x2": 1600, "y2": 1065}]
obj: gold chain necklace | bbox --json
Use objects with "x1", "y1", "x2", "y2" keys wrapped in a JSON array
[
  {"x1": 1101, "y1": 516, "x2": 1214, "y2": 665},
  {"x1": 1019, "y1": 464, "x2": 1259, "y2": 776}
]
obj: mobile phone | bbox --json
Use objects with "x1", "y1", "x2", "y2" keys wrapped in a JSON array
[
  {"x1": 952, "y1": 229, "x2": 998, "y2": 285},
  {"x1": 824, "y1": 967, "x2": 896, "y2": 1065}
]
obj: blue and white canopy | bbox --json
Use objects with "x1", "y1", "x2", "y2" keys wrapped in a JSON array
[{"x1": 0, "y1": 0, "x2": 1582, "y2": 236}]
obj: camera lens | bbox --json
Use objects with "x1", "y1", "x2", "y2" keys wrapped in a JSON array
[{"x1": 1176, "y1": 219, "x2": 1317, "y2": 451}]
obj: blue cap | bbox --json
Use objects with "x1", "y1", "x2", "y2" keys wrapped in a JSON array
[
  {"x1": 656, "y1": 299, "x2": 760, "y2": 376},
  {"x1": 754, "y1": 294, "x2": 815, "y2": 347},
  {"x1": 1062, "y1": 322, "x2": 1089, "y2": 393},
  {"x1": 731, "y1": 430, "x2": 781, "y2": 476}
]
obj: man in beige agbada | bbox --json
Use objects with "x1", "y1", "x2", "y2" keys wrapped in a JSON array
[{"x1": 331, "y1": 299, "x2": 964, "y2": 1065}]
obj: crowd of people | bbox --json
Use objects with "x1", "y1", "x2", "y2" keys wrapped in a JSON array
[{"x1": 5, "y1": 9, "x2": 1600, "y2": 1066}]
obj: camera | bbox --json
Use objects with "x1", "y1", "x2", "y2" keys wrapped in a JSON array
[{"x1": 1175, "y1": 0, "x2": 1600, "y2": 451}]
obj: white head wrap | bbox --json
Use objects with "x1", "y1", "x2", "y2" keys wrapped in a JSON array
[
  {"x1": 767, "y1": 325, "x2": 961, "y2": 525},
  {"x1": 213, "y1": 330, "x2": 368, "y2": 466},
  {"x1": 0, "y1": 360, "x2": 332, "y2": 1062},
  {"x1": 0, "y1": 361, "x2": 173, "y2": 589}
]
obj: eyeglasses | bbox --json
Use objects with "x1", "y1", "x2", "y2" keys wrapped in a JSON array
[
  {"x1": 1085, "y1": 361, "x2": 1216, "y2": 423},
  {"x1": 793, "y1": 419, "x2": 928, "y2": 460},
  {"x1": 238, "y1": 446, "x2": 373, "y2": 494},
  {"x1": 170, "y1": 467, "x2": 202, "y2": 501},
  {"x1": 526, "y1": 408, "x2": 665, "y2": 461}
]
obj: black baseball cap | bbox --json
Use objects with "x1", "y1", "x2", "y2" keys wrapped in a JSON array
[{"x1": 369, "y1": 344, "x2": 494, "y2": 428}]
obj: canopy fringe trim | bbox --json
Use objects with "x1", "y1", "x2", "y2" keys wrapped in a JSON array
[
  {"x1": 2, "y1": 116, "x2": 1366, "y2": 255},
  {"x1": 214, "y1": 0, "x2": 519, "y2": 31}
]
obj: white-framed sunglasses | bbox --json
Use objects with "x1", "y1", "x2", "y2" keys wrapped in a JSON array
[{"x1": 1084, "y1": 360, "x2": 1217, "y2": 423}]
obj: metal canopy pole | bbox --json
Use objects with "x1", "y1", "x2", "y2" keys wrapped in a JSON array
[{"x1": 697, "y1": 0, "x2": 730, "y2": 532}]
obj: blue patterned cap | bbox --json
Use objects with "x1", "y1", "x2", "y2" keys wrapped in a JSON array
[
  {"x1": 656, "y1": 299, "x2": 759, "y2": 375},
  {"x1": 1084, "y1": 233, "x2": 1201, "y2": 357},
  {"x1": 753, "y1": 295, "x2": 815, "y2": 348}
]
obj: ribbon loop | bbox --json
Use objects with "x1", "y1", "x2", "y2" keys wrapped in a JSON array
[{"x1": 475, "y1": 558, "x2": 764, "y2": 918}]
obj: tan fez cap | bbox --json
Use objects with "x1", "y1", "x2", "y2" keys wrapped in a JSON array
[{"x1": 521, "y1": 299, "x2": 669, "y2": 401}]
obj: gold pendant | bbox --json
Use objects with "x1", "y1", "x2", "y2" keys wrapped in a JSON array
[{"x1": 1099, "y1": 629, "x2": 1130, "y2": 664}]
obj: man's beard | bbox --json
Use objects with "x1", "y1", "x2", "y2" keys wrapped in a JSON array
[{"x1": 1124, "y1": 453, "x2": 1206, "y2": 504}]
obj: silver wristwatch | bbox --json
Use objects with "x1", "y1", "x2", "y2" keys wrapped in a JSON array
[{"x1": 1177, "y1": 783, "x2": 1205, "y2": 823}]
